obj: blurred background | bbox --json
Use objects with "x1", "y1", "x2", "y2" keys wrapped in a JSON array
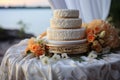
[
  {"x1": 0, "y1": 0, "x2": 51, "y2": 36},
  {"x1": 0, "y1": 0, "x2": 120, "y2": 36},
  {"x1": 0, "y1": 0, "x2": 120, "y2": 62}
]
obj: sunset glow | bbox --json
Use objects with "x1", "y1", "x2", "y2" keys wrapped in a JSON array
[{"x1": 0, "y1": 0, "x2": 49, "y2": 7}]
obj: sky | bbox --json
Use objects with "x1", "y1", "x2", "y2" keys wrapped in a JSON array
[{"x1": 0, "y1": 0, "x2": 50, "y2": 7}]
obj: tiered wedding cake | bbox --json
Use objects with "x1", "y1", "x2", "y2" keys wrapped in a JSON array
[{"x1": 46, "y1": 10, "x2": 88, "y2": 54}]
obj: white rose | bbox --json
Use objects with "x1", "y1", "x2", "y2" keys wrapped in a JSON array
[
  {"x1": 88, "y1": 51, "x2": 97, "y2": 59},
  {"x1": 41, "y1": 56, "x2": 49, "y2": 65},
  {"x1": 39, "y1": 54, "x2": 45, "y2": 59},
  {"x1": 51, "y1": 54, "x2": 61, "y2": 61},
  {"x1": 61, "y1": 53, "x2": 69, "y2": 59},
  {"x1": 99, "y1": 31, "x2": 106, "y2": 38}
]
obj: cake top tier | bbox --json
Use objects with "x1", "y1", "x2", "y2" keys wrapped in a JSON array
[{"x1": 53, "y1": 9, "x2": 79, "y2": 18}]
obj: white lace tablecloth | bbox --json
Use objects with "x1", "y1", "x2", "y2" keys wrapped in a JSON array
[{"x1": 0, "y1": 39, "x2": 120, "y2": 80}]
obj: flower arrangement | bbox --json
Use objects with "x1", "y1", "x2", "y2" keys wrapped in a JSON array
[
  {"x1": 25, "y1": 37, "x2": 69, "y2": 65},
  {"x1": 85, "y1": 19, "x2": 120, "y2": 53},
  {"x1": 25, "y1": 37, "x2": 46, "y2": 57}
]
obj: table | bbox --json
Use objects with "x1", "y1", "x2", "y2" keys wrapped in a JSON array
[{"x1": 0, "y1": 39, "x2": 120, "y2": 80}]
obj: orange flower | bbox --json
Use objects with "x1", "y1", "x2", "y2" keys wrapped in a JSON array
[
  {"x1": 86, "y1": 27, "x2": 96, "y2": 43},
  {"x1": 25, "y1": 38, "x2": 45, "y2": 57},
  {"x1": 34, "y1": 50, "x2": 44, "y2": 57},
  {"x1": 94, "y1": 26, "x2": 101, "y2": 34},
  {"x1": 86, "y1": 28, "x2": 94, "y2": 34},
  {"x1": 87, "y1": 33, "x2": 95, "y2": 42},
  {"x1": 25, "y1": 38, "x2": 35, "y2": 53},
  {"x1": 31, "y1": 43, "x2": 44, "y2": 56},
  {"x1": 30, "y1": 44, "x2": 39, "y2": 52}
]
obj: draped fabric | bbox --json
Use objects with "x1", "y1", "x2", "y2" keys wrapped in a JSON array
[
  {"x1": 0, "y1": 39, "x2": 120, "y2": 80},
  {"x1": 48, "y1": 0, "x2": 111, "y2": 23}
]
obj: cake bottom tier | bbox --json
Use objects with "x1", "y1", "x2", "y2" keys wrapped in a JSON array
[{"x1": 46, "y1": 43, "x2": 88, "y2": 54}]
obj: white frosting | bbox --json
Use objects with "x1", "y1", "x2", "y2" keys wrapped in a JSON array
[
  {"x1": 47, "y1": 27, "x2": 86, "y2": 41},
  {"x1": 54, "y1": 9, "x2": 79, "y2": 18},
  {"x1": 50, "y1": 18, "x2": 82, "y2": 29},
  {"x1": 47, "y1": 39, "x2": 87, "y2": 45}
]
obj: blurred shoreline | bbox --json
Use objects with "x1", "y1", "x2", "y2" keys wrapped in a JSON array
[
  {"x1": 0, "y1": 8, "x2": 52, "y2": 36},
  {"x1": 0, "y1": 6, "x2": 50, "y2": 9}
]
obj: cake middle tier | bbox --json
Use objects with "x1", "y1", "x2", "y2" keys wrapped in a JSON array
[
  {"x1": 47, "y1": 28, "x2": 86, "y2": 41},
  {"x1": 50, "y1": 18, "x2": 82, "y2": 29}
]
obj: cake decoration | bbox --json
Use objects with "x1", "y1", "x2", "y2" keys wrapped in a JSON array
[
  {"x1": 25, "y1": 37, "x2": 47, "y2": 57},
  {"x1": 85, "y1": 19, "x2": 120, "y2": 53},
  {"x1": 47, "y1": 44, "x2": 88, "y2": 54}
]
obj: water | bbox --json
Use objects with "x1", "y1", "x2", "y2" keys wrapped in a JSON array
[{"x1": 0, "y1": 9, "x2": 52, "y2": 36}]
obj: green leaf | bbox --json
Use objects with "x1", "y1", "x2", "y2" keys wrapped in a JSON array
[{"x1": 26, "y1": 50, "x2": 32, "y2": 54}]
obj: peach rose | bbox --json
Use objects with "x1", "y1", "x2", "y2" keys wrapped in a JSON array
[
  {"x1": 87, "y1": 33, "x2": 95, "y2": 42},
  {"x1": 25, "y1": 38, "x2": 45, "y2": 57}
]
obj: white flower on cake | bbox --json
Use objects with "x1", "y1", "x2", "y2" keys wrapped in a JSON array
[
  {"x1": 61, "y1": 53, "x2": 69, "y2": 59},
  {"x1": 39, "y1": 54, "x2": 45, "y2": 59},
  {"x1": 88, "y1": 51, "x2": 97, "y2": 59},
  {"x1": 41, "y1": 56, "x2": 49, "y2": 65},
  {"x1": 51, "y1": 54, "x2": 61, "y2": 61},
  {"x1": 99, "y1": 31, "x2": 106, "y2": 38}
]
